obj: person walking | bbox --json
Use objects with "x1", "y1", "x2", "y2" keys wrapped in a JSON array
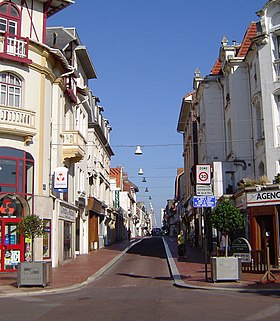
[
  {"x1": 127, "y1": 228, "x2": 131, "y2": 242},
  {"x1": 177, "y1": 230, "x2": 186, "y2": 259}
]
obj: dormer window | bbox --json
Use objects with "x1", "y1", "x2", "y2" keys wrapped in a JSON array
[{"x1": 0, "y1": 2, "x2": 20, "y2": 36}]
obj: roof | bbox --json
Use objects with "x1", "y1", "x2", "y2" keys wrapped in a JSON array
[
  {"x1": 237, "y1": 22, "x2": 257, "y2": 57},
  {"x1": 39, "y1": 0, "x2": 74, "y2": 17},
  {"x1": 210, "y1": 58, "x2": 222, "y2": 75},
  {"x1": 46, "y1": 27, "x2": 97, "y2": 79},
  {"x1": 110, "y1": 167, "x2": 122, "y2": 187}
]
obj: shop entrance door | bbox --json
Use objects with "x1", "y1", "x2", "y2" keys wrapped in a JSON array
[
  {"x1": 0, "y1": 218, "x2": 24, "y2": 272},
  {"x1": 255, "y1": 215, "x2": 276, "y2": 267}
]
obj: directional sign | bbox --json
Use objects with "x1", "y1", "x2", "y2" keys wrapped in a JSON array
[
  {"x1": 193, "y1": 196, "x2": 216, "y2": 208},
  {"x1": 196, "y1": 164, "x2": 211, "y2": 184}
]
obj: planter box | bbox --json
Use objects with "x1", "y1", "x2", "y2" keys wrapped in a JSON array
[
  {"x1": 211, "y1": 256, "x2": 242, "y2": 282},
  {"x1": 17, "y1": 261, "x2": 52, "y2": 287}
]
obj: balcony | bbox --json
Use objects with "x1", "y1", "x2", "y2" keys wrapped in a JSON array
[
  {"x1": 0, "y1": 105, "x2": 36, "y2": 141},
  {"x1": 0, "y1": 32, "x2": 32, "y2": 64},
  {"x1": 61, "y1": 130, "x2": 86, "y2": 162}
]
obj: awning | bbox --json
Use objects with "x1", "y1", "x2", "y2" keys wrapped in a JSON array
[{"x1": 88, "y1": 197, "x2": 104, "y2": 215}]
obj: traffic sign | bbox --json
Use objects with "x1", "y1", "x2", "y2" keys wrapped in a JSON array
[
  {"x1": 196, "y1": 184, "x2": 213, "y2": 196},
  {"x1": 193, "y1": 196, "x2": 216, "y2": 208},
  {"x1": 196, "y1": 164, "x2": 211, "y2": 184}
]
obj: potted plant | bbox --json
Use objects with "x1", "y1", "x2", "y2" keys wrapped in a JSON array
[
  {"x1": 210, "y1": 197, "x2": 245, "y2": 282},
  {"x1": 17, "y1": 214, "x2": 51, "y2": 287},
  {"x1": 18, "y1": 214, "x2": 44, "y2": 261}
]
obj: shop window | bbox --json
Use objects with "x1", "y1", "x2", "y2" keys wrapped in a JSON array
[
  {"x1": 0, "y1": 72, "x2": 21, "y2": 107},
  {"x1": 64, "y1": 221, "x2": 72, "y2": 259},
  {"x1": 0, "y1": 148, "x2": 34, "y2": 209},
  {"x1": 43, "y1": 219, "x2": 51, "y2": 259}
]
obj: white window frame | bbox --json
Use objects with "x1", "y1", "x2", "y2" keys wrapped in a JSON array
[{"x1": 0, "y1": 72, "x2": 21, "y2": 107}]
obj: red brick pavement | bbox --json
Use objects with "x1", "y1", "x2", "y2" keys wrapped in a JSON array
[{"x1": 164, "y1": 236, "x2": 280, "y2": 291}]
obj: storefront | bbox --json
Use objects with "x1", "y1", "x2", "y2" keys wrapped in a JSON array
[
  {"x1": 88, "y1": 197, "x2": 104, "y2": 251},
  {"x1": 0, "y1": 147, "x2": 34, "y2": 272},
  {"x1": 58, "y1": 202, "x2": 77, "y2": 261},
  {"x1": 235, "y1": 185, "x2": 280, "y2": 268}
]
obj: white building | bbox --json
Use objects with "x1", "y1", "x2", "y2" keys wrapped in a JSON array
[
  {"x1": 0, "y1": 0, "x2": 114, "y2": 271},
  {"x1": 177, "y1": 0, "x2": 280, "y2": 266}
]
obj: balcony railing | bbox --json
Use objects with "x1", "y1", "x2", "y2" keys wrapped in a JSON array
[
  {"x1": 62, "y1": 130, "x2": 86, "y2": 162},
  {"x1": 0, "y1": 105, "x2": 36, "y2": 137},
  {"x1": 0, "y1": 32, "x2": 32, "y2": 64}
]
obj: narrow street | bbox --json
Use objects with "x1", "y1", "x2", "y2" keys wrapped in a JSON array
[{"x1": 0, "y1": 238, "x2": 280, "y2": 321}]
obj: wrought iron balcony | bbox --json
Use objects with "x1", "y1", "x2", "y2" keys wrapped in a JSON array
[
  {"x1": 0, "y1": 32, "x2": 32, "y2": 64},
  {"x1": 61, "y1": 130, "x2": 86, "y2": 162}
]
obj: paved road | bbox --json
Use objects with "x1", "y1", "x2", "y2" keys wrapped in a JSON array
[{"x1": 0, "y1": 237, "x2": 280, "y2": 321}]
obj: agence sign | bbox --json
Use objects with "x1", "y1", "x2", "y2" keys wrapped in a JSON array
[{"x1": 247, "y1": 189, "x2": 280, "y2": 207}]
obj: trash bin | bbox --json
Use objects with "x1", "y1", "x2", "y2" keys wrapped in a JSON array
[{"x1": 17, "y1": 261, "x2": 52, "y2": 287}]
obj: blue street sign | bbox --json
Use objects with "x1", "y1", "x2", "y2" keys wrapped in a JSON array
[{"x1": 193, "y1": 196, "x2": 216, "y2": 208}]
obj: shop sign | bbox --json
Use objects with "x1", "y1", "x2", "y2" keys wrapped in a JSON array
[
  {"x1": 231, "y1": 237, "x2": 251, "y2": 263},
  {"x1": 247, "y1": 189, "x2": 280, "y2": 207},
  {"x1": 59, "y1": 205, "x2": 76, "y2": 222},
  {"x1": 54, "y1": 167, "x2": 68, "y2": 193}
]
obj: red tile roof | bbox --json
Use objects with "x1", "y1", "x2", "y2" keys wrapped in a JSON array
[
  {"x1": 211, "y1": 58, "x2": 222, "y2": 75},
  {"x1": 110, "y1": 167, "x2": 121, "y2": 187},
  {"x1": 237, "y1": 22, "x2": 257, "y2": 57}
]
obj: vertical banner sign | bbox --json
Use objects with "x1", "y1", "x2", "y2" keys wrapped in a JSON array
[
  {"x1": 196, "y1": 164, "x2": 211, "y2": 184},
  {"x1": 54, "y1": 167, "x2": 68, "y2": 193}
]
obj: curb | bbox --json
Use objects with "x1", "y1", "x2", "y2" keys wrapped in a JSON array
[{"x1": 162, "y1": 237, "x2": 280, "y2": 293}]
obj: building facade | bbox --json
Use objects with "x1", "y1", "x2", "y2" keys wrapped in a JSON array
[{"x1": 0, "y1": 0, "x2": 114, "y2": 272}]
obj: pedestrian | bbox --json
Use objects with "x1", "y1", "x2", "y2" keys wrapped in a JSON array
[
  {"x1": 189, "y1": 227, "x2": 195, "y2": 247},
  {"x1": 177, "y1": 230, "x2": 186, "y2": 259},
  {"x1": 127, "y1": 228, "x2": 131, "y2": 242},
  {"x1": 219, "y1": 232, "x2": 230, "y2": 256}
]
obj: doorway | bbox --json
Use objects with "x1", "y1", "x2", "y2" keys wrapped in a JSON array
[
  {"x1": 255, "y1": 215, "x2": 276, "y2": 267},
  {"x1": 0, "y1": 218, "x2": 24, "y2": 271}
]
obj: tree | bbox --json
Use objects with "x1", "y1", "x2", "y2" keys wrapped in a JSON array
[
  {"x1": 18, "y1": 214, "x2": 44, "y2": 261},
  {"x1": 210, "y1": 198, "x2": 245, "y2": 257}
]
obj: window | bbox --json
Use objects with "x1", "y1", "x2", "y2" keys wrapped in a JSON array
[
  {"x1": 258, "y1": 161, "x2": 265, "y2": 177},
  {"x1": 0, "y1": 72, "x2": 21, "y2": 107},
  {"x1": 255, "y1": 101, "x2": 263, "y2": 140},
  {"x1": 43, "y1": 219, "x2": 51, "y2": 259},
  {"x1": 0, "y1": 2, "x2": 20, "y2": 35},
  {"x1": 0, "y1": 147, "x2": 34, "y2": 209}
]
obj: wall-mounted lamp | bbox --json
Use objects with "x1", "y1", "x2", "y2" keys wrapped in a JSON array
[
  {"x1": 138, "y1": 168, "x2": 144, "y2": 175},
  {"x1": 149, "y1": 196, "x2": 152, "y2": 200},
  {"x1": 135, "y1": 145, "x2": 142, "y2": 155},
  {"x1": 142, "y1": 177, "x2": 146, "y2": 183},
  {"x1": 145, "y1": 187, "x2": 149, "y2": 192}
]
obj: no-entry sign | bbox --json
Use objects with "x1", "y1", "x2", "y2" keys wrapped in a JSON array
[{"x1": 196, "y1": 164, "x2": 211, "y2": 184}]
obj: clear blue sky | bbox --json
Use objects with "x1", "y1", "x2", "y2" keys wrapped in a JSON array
[{"x1": 48, "y1": 0, "x2": 265, "y2": 226}]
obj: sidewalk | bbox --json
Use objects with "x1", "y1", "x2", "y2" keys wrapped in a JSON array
[
  {"x1": 0, "y1": 236, "x2": 280, "y2": 297},
  {"x1": 163, "y1": 236, "x2": 280, "y2": 292}
]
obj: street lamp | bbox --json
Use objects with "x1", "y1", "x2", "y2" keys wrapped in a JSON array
[{"x1": 135, "y1": 145, "x2": 143, "y2": 155}]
